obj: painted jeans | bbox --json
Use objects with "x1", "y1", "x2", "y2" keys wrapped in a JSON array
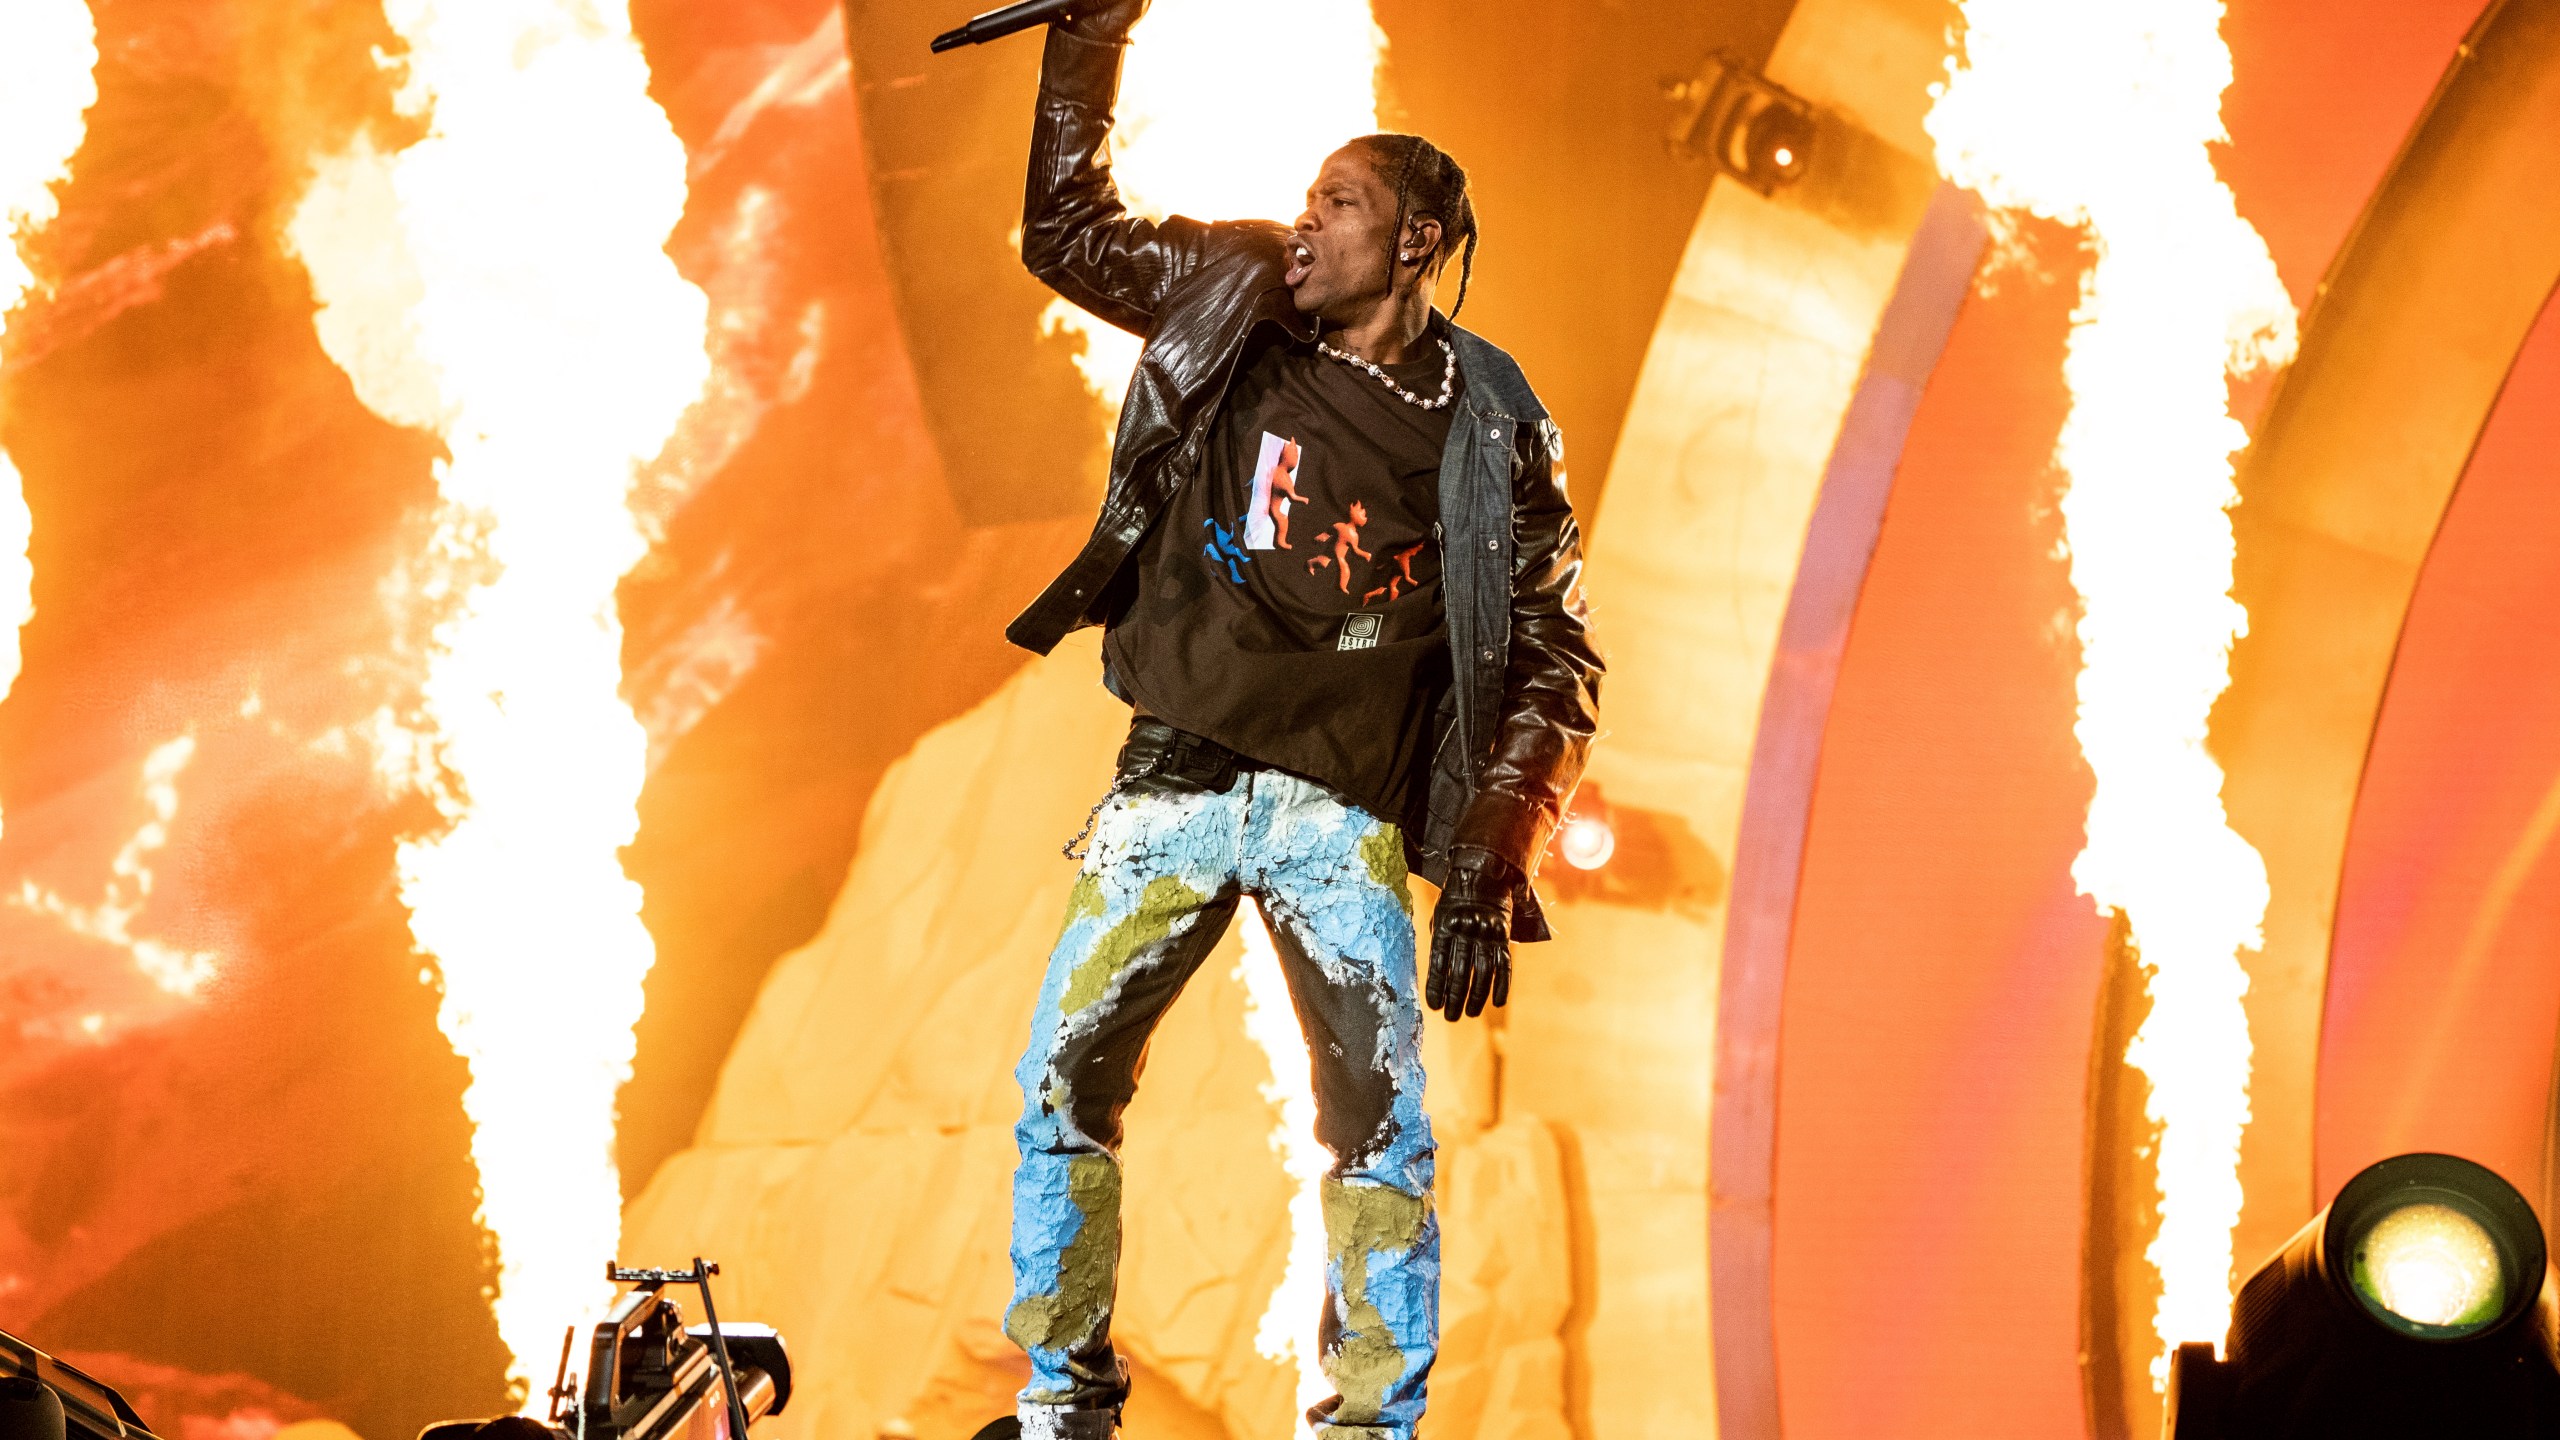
[{"x1": 1006, "y1": 768, "x2": 1439, "y2": 1440}]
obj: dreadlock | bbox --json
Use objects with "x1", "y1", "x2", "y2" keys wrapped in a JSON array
[{"x1": 1352, "y1": 133, "x2": 1481, "y2": 320}]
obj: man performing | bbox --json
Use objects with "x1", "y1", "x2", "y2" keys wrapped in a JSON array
[{"x1": 997, "y1": 4, "x2": 1603, "y2": 1437}]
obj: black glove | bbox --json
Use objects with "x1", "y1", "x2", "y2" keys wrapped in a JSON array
[
  {"x1": 1427, "y1": 847, "x2": 1517, "y2": 1022},
  {"x1": 1062, "y1": 0, "x2": 1148, "y2": 42}
]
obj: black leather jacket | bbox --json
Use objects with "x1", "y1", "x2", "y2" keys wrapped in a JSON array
[{"x1": 1006, "y1": 27, "x2": 1604, "y2": 940}]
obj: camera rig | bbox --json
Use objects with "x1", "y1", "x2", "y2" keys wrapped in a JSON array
[{"x1": 423, "y1": 1260, "x2": 791, "y2": 1440}]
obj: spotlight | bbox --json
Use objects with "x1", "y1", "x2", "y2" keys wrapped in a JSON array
[
  {"x1": 2167, "y1": 1153, "x2": 2560, "y2": 1439},
  {"x1": 2353, "y1": 1201, "x2": 2505, "y2": 1333},
  {"x1": 1664, "y1": 51, "x2": 1816, "y2": 195},
  {"x1": 1558, "y1": 804, "x2": 1616, "y2": 872}
]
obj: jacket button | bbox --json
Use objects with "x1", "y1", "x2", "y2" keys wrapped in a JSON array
[
  {"x1": 1488, "y1": 539, "x2": 1499, "y2": 551},
  {"x1": 1481, "y1": 648, "x2": 1496, "y2": 662},
  {"x1": 1489, "y1": 427, "x2": 1500, "y2": 438}
]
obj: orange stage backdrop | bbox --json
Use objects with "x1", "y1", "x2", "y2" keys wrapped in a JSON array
[{"x1": 1, "y1": 3, "x2": 2556, "y2": 1440}]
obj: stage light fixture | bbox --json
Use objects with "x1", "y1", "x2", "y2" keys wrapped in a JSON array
[
  {"x1": 0, "y1": 1377, "x2": 65, "y2": 1440},
  {"x1": 1664, "y1": 51, "x2": 1816, "y2": 196},
  {"x1": 2166, "y1": 1152, "x2": 2560, "y2": 1439},
  {"x1": 1559, "y1": 813, "x2": 1615, "y2": 872},
  {"x1": 2352, "y1": 1200, "x2": 2505, "y2": 1334},
  {"x1": 1, "y1": 1328, "x2": 157, "y2": 1440},
  {"x1": 415, "y1": 1262, "x2": 788, "y2": 1440}
]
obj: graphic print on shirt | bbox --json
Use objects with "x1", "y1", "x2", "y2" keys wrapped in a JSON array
[
  {"x1": 1100, "y1": 337, "x2": 1456, "y2": 836},
  {"x1": 1307, "y1": 501, "x2": 1374, "y2": 594},
  {"x1": 1363, "y1": 542, "x2": 1427, "y2": 605},
  {"x1": 1241, "y1": 432, "x2": 1307, "y2": 550},
  {"x1": 1202, "y1": 517, "x2": 1251, "y2": 583},
  {"x1": 1209, "y1": 423, "x2": 1430, "y2": 609}
]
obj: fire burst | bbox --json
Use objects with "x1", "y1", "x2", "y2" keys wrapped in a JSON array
[
  {"x1": 287, "y1": 0, "x2": 709, "y2": 1402},
  {"x1": 0, "y1": 0, "x2": 99, "y2": 838},
  {"x1": 1927, "y1": 0, "x2": 2297, "y2": 1385},
  {"x1": 1033, "y1": 3, "x2": 1384, "y2": 1424}
]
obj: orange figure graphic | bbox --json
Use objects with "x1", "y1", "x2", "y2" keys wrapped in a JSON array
[
  {"x1": 1265, "y1": 437, "x2": 1308, "y2": 548},
  {"x1": 1307, "y1": 501, "x2": 1373, "y2": 594},
  {"x1": 1362, "y1": 541, "x2": 1427, "y2": 606}
]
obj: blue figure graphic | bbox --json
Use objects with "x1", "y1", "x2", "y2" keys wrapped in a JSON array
[{"x1": 1202, "y1": 518, "x2": 1252, "y2": 584}]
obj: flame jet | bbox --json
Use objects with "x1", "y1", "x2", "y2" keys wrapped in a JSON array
[
  {"x1": 1926, "y1": 0, "x2": 2299, "y2": 1390},
  {"x1": 0, "y1": 0, "x2": 100, "y2": 838},
  {"x1": 1236, "y1": 903, "x2": 1337, "y2": 1426},
  {"x1": 287, "y1": 0, "x2": 710, "y2": 1402}
]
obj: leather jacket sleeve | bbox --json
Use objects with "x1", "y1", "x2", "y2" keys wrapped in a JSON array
[
  {"x1": 1025, "y1": 27, "x2": 1211, "y2": 336},
  {"x1": 1452, "y1": 418, "x2": 1605, "y2": 879}
]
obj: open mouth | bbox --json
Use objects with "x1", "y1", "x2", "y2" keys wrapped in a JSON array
[{"x1": 1285, "y1": 240, "x2": 1314, "y2": 288}]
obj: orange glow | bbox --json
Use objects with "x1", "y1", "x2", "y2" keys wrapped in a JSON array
[
  {"x1": 1558, "y1": 813, "x2": 1615, "y2": 872},
  {"x1": 18, "y1": 734, "x2": 218, "y2": 997},
  {"x1": 1929, "y1": 0, "x2": 2297, "y2": 1386},
  {"x1": 0, "y1": 0, "x2": 98, "y2": 840},
  {"x1": 286, "y1": 0, "x2": 710, "y2": 1403}
]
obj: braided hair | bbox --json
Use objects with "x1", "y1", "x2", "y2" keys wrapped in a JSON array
[{"x1": 1351, "y1": 133, "x2": 1480, "y2": 320}]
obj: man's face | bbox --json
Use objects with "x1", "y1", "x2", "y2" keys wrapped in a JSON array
[{"x1": 1287, "y1": 146, "x2": 1401, "y2": 320}]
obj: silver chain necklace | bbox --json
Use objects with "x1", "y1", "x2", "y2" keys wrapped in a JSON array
[{"x1": 1314, "y1": 336, "x2": 1458, "y2": 410}]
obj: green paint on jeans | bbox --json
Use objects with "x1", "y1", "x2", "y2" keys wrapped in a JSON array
[
  {"x1": 1061, "y1": 874, "x2": 1202, "y2": 1016},
  {"x1": 1322, "y1": 1177, "x2": 1431, "y2": 1423},
  {"x1": 1064, "y1": 871, "x2": 1106, "y2": 926},
  {"x1": 1003, "y1": 1155, "x2": 1122, "y2": 1352},
  {"x1": 1358, "y1": 826, "x2": 1412, "y2": 914}
]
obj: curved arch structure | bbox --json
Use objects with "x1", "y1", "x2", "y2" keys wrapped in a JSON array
[
  {"x1": 1706, "y1": 186, "x2": 1982, "y2": 1439},
  {"x1": 1527, "y1": 0, "x2": 1957, "y2": 1433},
  {"x1": 1698, "y1": 3, "x2": 2560, "y2": 1435},
  {"x1": 2214, "y1": 0, "x2": 2560, "y2": 1276},
  {"x1": 2315, "y1": 288, "x2": 2560, "y2": 1204}
]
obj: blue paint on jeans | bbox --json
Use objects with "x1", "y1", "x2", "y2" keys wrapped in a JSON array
[{"x1": 1004, "y1": 770, "x2": 1440, "y2": 1438}]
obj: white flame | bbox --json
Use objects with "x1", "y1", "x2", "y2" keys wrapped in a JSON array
[
  {"x1": 1928, "y1": 0, "x2": 2297, "y2": 1386},
  {"x1": 0, "y1": 0, "x2": 99, "y2": 839},
  {"x1": 1235, "y1": 902, "x2": 1332, "y2": 1427},
  {"x1": 287, "y1": 0, "x2": 709, "y2": 1402},
  {"x1": 18, "y1": 734, "x2": 219, "y2": 997},
  {"x1": 1039, "y1": 0, "x2": 1385, "y2": 413}
]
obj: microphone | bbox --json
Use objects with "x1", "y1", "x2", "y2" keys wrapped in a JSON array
[{"x1": 929, "y1": 0, "x2": 1083, "y2": 53}]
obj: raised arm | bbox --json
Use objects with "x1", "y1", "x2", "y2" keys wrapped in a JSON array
[{"x1": 1024, "y1": 2, "x2": 1209, "y2": 335}]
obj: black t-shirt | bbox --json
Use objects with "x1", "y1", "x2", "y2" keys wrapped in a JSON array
[{"x1": 1104, "y1": 325, "x2": 1459, "y2": 829}]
